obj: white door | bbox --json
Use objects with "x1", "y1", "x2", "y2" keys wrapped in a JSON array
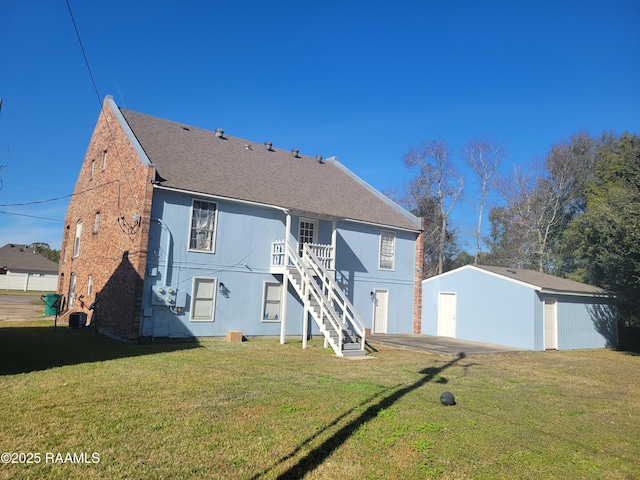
[
  {"x1": 438, "y1": 292, "x2": 456, "y2": 338},
  {"x1": 298, "y1": 218, "x2": 318, "y2": 255},
  {"x1": 543, "y1": 297, "x2": 558, "y2": 350},
  {"x1": 373, "y1": 289, "x2": 388, "y2": 334}
]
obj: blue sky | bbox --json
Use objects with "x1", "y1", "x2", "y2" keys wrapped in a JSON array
[{"x1": 1, "y1": 0, "x2": 638, "y2": 250}]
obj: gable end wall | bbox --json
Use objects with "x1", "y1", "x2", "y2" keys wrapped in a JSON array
[{"x1": 58, "y1": 99, "x2": 154, "y2": 340}]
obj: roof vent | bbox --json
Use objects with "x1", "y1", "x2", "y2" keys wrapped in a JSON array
[
  {"x1": 292, "y1": 148, "x2": 300, "y2": 158},
  {"x1": 316, "y1": 154, "x2": 324, "y2": 164},
  {"x1": 264, "y1": 141, "x2": 273, "y2": 151},
  {"x1": 215, "y1": 128, "x2": 224, "y2": 138}
]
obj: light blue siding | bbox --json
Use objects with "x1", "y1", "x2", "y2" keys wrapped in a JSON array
[
  {"x1": 336, "y1": 222, "x2": 416, "y2": 333},
  {"x1": 555, "y1": 295, "x2": 617, "y2": 349},
  {"x1": 141, "y1": 189, "x2": 418, "y2": 338},
  {"x1": 142, "y1": 190, "x2": 301, "y2": 337},
  {"x1": 422, "y1": 266, "x2": 617, "y2": 351},
  {"x1": 422, "y1": 267, "x2": 536, "y2": 349}
]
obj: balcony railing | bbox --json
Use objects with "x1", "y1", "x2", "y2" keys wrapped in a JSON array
[{"x1": 271, "y1": 240, "x2": 334, "y2": 272}]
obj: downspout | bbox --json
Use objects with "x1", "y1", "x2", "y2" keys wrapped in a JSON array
[
  {"x1": 152, "y1": 218, "x2": 171, "y2": 286},
  {"x1": 331, "y1": 220, "x2": 337, "y2": 279},
  {"x1": 143, "y1": 218, "x2": 171, "y2": 341}
]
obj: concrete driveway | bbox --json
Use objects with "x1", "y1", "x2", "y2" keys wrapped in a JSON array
[
  {"x1": 367, "y1": 334, "x2": 526, "y2": 356},
  {"x1": 0, "y1": 294, "x2": 49, "y2": 320}
]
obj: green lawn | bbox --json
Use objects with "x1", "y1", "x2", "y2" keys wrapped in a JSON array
[{"x1": 0, "y1": 321, "x2": 638, "y2": 479}]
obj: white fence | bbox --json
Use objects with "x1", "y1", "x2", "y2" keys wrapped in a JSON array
[{"x1": 0, "y1": 272, "x2": 58, "y2": 291}]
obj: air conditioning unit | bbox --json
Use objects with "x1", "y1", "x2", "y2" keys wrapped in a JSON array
[{"x1": 69, "y1": 312, "x2": 88, "y2": 329}]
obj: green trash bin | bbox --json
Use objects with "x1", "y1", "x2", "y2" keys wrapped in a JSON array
[{"x1": 43, "y1": 293, "x2": 62, "y2": 316}]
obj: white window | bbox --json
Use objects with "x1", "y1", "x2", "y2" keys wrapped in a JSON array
[
  {"x1": 93, "y1": 212, "x2": 100, "y2": 233},
  {"x1": 69, "y1": 273, "x2": 76, "y2": 308},
  {"x1": 73, "y1": 220, "x2": 83, "y2": 257},
  {"x1": 262, "y1": 282, "x2": 282, "y2": 321},
  {"x1": 379, "y1": 230, "x2": 396, "y2": 271},
  {"x1": 87, "y1": 274, "x2": 93, "y2": 297},
  {"x1": 189, "y1": 200, "x2": 217, "y2": 252},
  {"x1": 91, "y1": 159, "x2": 95, "y2": 178},
  {"x1": 102, "y1": 150, "x2": 107, "y2": 170},
  {"x1": 190, "y1": 277, "x2": 216, "y2": 321}
]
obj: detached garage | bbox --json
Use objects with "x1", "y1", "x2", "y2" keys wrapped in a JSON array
[
  {"x1": 0, "y1": 244, "x2": 59, "y2": 292},
  {"x1": 422, "y1": 265, "x2": 617, "y2": 351}
]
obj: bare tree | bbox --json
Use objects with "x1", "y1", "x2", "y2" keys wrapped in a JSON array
[
  {"x1": 403, "y1": 139, "x2": 464, "y2": 275},
  {"x1": 463, "y1": 138, "x2": 504, "y2": 264},
  {"x1": 498, "y1": 155, "x2": 578, "y2": 272}
]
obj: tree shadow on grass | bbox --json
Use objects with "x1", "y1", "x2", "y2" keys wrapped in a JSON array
[
  {"x1": 252, "y1": 353, "x2": 467, "y2": 479},
  {"x1": 0, "y1": 324, "x2": 200, "y2": 375}
]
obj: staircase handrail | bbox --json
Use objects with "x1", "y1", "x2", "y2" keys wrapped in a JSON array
[
  {"x1": 302, "y1": 244, "x2": 366, "y2": 351},
  {"x1": 286, "y1": 244, "x2": 344, "y2": 355}
]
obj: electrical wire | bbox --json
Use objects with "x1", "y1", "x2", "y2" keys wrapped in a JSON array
[
  {"x1": 0, "y1": 210, "x2": 63, "y2": 222},
  {"x1": 0, "y1": 180, "x2": 119, "y2": 207},
  {"x1": 65, "y1": 0, "x2": 140, "y2": 213}
]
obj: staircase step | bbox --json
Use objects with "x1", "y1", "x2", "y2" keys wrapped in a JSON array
[
  {"x1": 325, "y1": 328, "x2": 356, "y2": 337},
  {"x1": 341, "y1": 348, "x2": 366, "y2": 357},
  {"x1": 286, "y1": 261, "x2": 366, "y2": 358}
]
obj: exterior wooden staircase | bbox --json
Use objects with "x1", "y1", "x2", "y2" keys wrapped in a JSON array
[{"x1": 284, "y1": 243, "x2": 367, "y2": 357}]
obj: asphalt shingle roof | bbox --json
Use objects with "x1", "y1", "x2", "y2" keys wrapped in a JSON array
[
  {"x1": 0, "y1": 244, "x2": 59, "y2": 274},
  {"x1": 476, "y1": 265, "x2": 611, "y2": 296},
  {"x1": 119, "y1": 108, "x2": 421, "y2": 231}
]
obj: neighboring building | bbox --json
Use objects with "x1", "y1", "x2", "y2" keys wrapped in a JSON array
[
  {"x1": 422, "y1": 265, "x2": 617, "y2": 351},
  {"x1": 0, "y1": 243, "x2": 59, "y2": 291},
  {"x1": 58, "y1": 96, "x2": 423, "y2": 356}
]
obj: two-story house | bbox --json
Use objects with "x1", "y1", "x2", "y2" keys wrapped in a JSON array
[{"x1": 58, "y1": 96, "x2": 424, "y2": 356}]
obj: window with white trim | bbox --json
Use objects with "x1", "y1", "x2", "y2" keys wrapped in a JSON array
[
  {"x1": 87, "y1": 274, "x2": 93, "y2": 297},
  {"x1": 69, "y1": 273, "x2": 77, "y2": 308},
  {"x1": 189, "y1": 200, "x2": 217, "y2": 252},
  {"x1": 102, "y1": 150, "x2": 107, "y2": 170},
  {"x1": 262, "y1": 282, "x2": 282, "y2": 321},
  {"x1": 93, "y1": 211, "x2": 100, "y2": 233},
  {"x1": 73, "y1": 220, "x2": 82, "y2": 257},
  {"x1": 190, "y1": 277, "x2": 216, "y2": 321},
  {"x1": 379, "y1": 230, "x2": 396, "y2": 271},
  {"x1": 90, "y1": 159, "x2": 95, "y2": 178}
]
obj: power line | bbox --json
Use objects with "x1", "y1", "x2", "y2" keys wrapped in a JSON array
[
  {"x1": 65, "y1": 0, "x2": 102, "y2": 118},
  {"x1": 0, "y1": 193, "x2": 73, "y2": 207},
  {"x1": 0, "y1": 180, "x2": 119, "y2": 207},
  {"x1": 65, "y1": 0, "x2": 140, "y2": 212},
  {"x1": 0, "y1": 210, "x2": 63, "y2": 222}
]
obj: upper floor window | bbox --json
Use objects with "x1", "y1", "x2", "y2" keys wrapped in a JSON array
[
  {"x1": 102, "y1": 150, "x2": 108, "y2": 170},
  {"x1": 62, "y1": 224, "x2": 70, "y2": 262},
  {"x1": 93, "y1": 211, "x2": 100, "y2": 233},
  {"x1": 90, "y1": 159, "x2": 95, "y2": 178},
  {"x1": 189, "y1": 199, "x2": 217, "y2": 252},
  {"x1": 73, "y1": 220, "x2": 83, "y2": 257},
  {"x1": 379, "y1": 230, "x2": 395, "y2": 271}
]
